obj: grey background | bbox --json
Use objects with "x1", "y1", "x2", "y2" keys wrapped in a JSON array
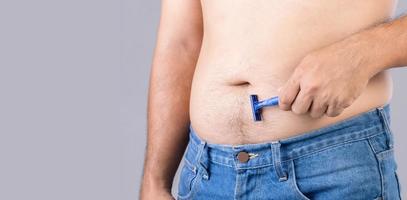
[{"x1": 0, "y1": 0, "x2": 405, "y2": 200}]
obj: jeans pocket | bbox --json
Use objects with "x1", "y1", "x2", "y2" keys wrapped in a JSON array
[
  {"x1": 289, "y1": 160, "x2": 311, "y2": 200},
  {"x1": 373, "y1": 148, "x2": 401, "y2": 200},
  {"x1": 291, "y1": 139, "x2": 382, "y2": 199},
  {"x1": 177, "y1": 158, "x2": 201, "y2": 200}
]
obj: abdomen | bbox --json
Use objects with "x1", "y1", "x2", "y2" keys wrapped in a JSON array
[{"x1": 189, "y1": 0, "x2": 396, "y2": 144}]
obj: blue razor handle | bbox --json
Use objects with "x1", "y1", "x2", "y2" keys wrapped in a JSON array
[{"x1": 250, "y1": 95, "x2": 279, "y2": 121}]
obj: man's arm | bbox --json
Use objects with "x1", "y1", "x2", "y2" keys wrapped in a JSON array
[
  {"x1": 140, "y1": 0, "x2": 203, "y2": 199},
  {"x1": 278, "y1": 13, "x2": 407, "y2": 118},
  {"x1": 363, "y1": 13, "x2": 407, "y2": 72}
]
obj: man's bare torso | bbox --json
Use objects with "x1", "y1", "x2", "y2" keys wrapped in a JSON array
[{"x1": 189, "y1": 0, "x2": 397, "y2": 144}]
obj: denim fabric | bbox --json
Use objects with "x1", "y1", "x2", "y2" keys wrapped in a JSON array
[{"x1": 177, "y1": 104, "x2": 402, "y2": 200}]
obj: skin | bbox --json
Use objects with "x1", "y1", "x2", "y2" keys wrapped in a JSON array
[
  {"x1": 140, "y1": 0, "x2": 202, "y2": 199},
  {"x1": 141, "y1": 0, "x2": 407, "y2": 198},
  {"x1": 189, "y1": 0, "x2": 397, "y2": 144}
]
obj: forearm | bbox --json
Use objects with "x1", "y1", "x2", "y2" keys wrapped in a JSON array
[
  {"x1": 343, "y1": 13, "x2": 407, "y2": 77},
  {"x1": 141, "y1": 41, "x2": 201, "y2": 194}
]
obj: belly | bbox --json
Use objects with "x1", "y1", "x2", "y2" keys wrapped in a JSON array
[{"x1": 189, "y1": 0, "x2": 396, "y2": 144}]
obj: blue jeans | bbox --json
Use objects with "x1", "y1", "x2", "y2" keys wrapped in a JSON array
[{"x1": 176, "y1": 104, "x2": 402, "y2": 200}]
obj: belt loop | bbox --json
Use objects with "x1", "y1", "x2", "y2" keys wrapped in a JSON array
[
  {"x1": 377, "y1": 106, "x2": 394, "y2": 149},
  {"x1": 196, "y1": 141, "x2": 210, "y2": 180},
  {"x1": 271, "y1": 141, "x2": 288, "y2": 182}
]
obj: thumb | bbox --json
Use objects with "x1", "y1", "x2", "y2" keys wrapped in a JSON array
[{"x1": 279, "y1": 75, "x2": 300, "y2": 111}]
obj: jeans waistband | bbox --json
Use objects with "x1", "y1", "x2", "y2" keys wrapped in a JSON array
[{"x1": 185, "y1": 104, "x2": 391, "y2": 170}]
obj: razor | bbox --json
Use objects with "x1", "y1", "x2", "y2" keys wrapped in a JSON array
[{"x1": 250, "y1": 95, "x2": 279, "y2": 121}]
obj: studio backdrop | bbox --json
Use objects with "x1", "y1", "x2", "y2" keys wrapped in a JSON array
[{"x1": 0, "y1": 0, "x2": 405, "y2": 200}]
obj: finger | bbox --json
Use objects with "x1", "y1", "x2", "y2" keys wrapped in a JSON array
[
  {"x1": 291, "y1": 90, "x2": 313, "y2": 115},
  {"x1": 309, "y1": 100, "x2": 328, "y2": 118},
  {"x1": 279, "y1": 77, "x2": 300, "y2": 111},
  {"x1": 326, "y1": 103, "x2": 344, "y2": 117}
]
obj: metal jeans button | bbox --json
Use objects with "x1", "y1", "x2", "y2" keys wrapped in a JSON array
[{"x1": 237, "y1": 151, "x2": 250, "y2": 162}]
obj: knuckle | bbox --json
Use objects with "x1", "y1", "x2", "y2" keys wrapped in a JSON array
[
  {"x1": 310, "y1": 105, "x2": 324, "y2": 118},
  {"x1": 326, "y1": 112, "x2": 335, "y2": 117},
  {"x1": 279, "y1": 104, "x2": 291, "y2": 111},
  {"x1": 290, "y1": 77, "x2": 300, "y2": 84},
  {"x1": 321, "y1": 93, "x2": 330, "y2": 102},
  {"x1": 293, "y1": 107, "x2": 306, "y2": 114},
  {"x1": 279, "y1": 96, "x2": 291, "y2": 105},
  {"x1": 304, "y1": 84, "x2": 319, "y2": 94},
  {"x1": 310, "y1": 112, "x2": 323, "y2": 118},
  {"x1": 291, "y1": 107, "x2": 298, "y2": 114},
  {"x1": 291, "y1": 106, "x2": 301, "y2": 114},
  {"x1": 326, "y1": 110, "x2": 340, "y2": 117},
  {"x1": 330, "y1": 98, "x2": 339, "y2": 108},
  {"x1": 325, "y1": 108, "x2": 335, "y2": 117},
  {"x1": 340, "y1": 102, "x2": 351, "y2": 108},
  {"x1": 299, "y1": 110, "x2": 307, "y2": 114},
  {"x1": 339, "y1": 98, "x2": 354, "y2": 108},
  {"x1": 310, "y1": 108, "x2": 323, "y2": 118}
]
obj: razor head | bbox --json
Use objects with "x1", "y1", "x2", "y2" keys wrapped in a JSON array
[{"x1": 250, "y1": 94, "x2": 262, "y2": 121}]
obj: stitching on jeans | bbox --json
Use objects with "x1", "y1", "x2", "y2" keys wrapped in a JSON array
[
  {"x1": 176, "y1": 166, "x2": 201, "y2": 200},
  {"x1": 208, "y1": 133, "x2": 382, "y2": 170},
  {"x1": 367, "y1": 137, "x2": 385, "y2": 199},
  {"x1": 287, "y1": 126, "x2": 379, "y2": 156},
  {"x1": 177, "y1": 177, "x2": 201, "y2": 200},
  {"x1": 208, "y1": 154, "x2": 234, "y2": 162},
  {"x1": 208, "y1": 159, "x2": 234, "y2": 167},
  {"x1": 369, "y1": 141, "x2": 385, "y2": 200},
  {"x1": 377, "y1": 107, "x2": 394, "y2": 149},
  {"x1": 178, "y1": 155, "x2": 208, "y2": 200},
  {"x1": 367, "y1": 136, "x2": 379, "y2": 154},
  {"x1": 209, "y1": 158, "x2": 277, "y2": 170},
  {"x1": 233, "y1": 169, "x2": 240, "y2": 200},
  {"x1": 376, "y1": 149, "x2": 394, "y2": 160},
  {"x1": 277, "y1": 106, "x2": 386, "y2": 144},
  {"x1": 236, "y1": 163, "x2": 275, "y2": 170},
  {"x1": 183, "y1": 157, "x2": 196, "y2": 171},
  {"x1": 290, "y1": 160, "x2": 311, "y2": 200},
  {"x1": 289, "y1": 133, "x2": 381, "y2": 161},
  {"x1": 188, "y1": 129, "x2": 383, "y2": 170}
]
